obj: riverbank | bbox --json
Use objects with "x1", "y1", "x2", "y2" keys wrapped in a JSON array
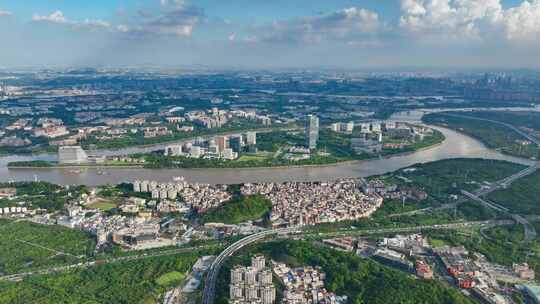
[
  {"x1": 7, "y1": 130, "x2": 445, "y2": 170},
  {"x1": 1, "y1": 111, "x2": 536, "y2": 186},
  {"x1": 0, "y1": 125, "x2": 299, "y2": 158},
  {"x1": 423, "y1": 112, "x2": 539, "y2": 160},
  {"x1": 7, "y1": 164, "x2": 144, "y2": 169}
]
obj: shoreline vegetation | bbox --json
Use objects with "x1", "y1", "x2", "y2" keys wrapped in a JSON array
[
  {"x1": 0, "y1": 123, "x2": 295, "y2": 157},
  {"x1": 423, "y1": 111, "x2": 539, "y2": 160},
  {"x1": 7, "y1": 128, "x2": 446, "y2": 170}
]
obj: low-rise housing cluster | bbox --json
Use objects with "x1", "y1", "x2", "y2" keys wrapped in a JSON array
[
  {"x1": 242, "y1": 179, "x2": 383, "y2": 227},
  {"x1": 324, "y1": 233, "x2": 537, "y2": 304},
  {"x1": 360, "y1": 178, "x2": 428, "y2": 201},
  {"x1": 272, "y1": 262, "x2": 347, "y2": 304},
  {"x1": 133, "y1": 177, "x2": 231, "y2": 213}
]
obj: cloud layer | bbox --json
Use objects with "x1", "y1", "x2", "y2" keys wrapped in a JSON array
[
  {"x1": 3, "y1": 0, "x2": 540, "y2": 68},
  {"x1": 32, "y1": 10, "x2": 111, "y2": 31},
  {"x1": 118, "y1": 4, "x2": 204, "y2": 37},
  {"x1": 260, "y1": 7, "x2": 381, "y2": 44},
  {"x1": 399, "y1": 0, "x2": 540, "y2": 42}
]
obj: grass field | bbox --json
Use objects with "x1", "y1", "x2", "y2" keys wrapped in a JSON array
[
  {"x1": 428, "y1": 238, "x2": 447, "y2": 248},
  {"x1": 237, "y1": 154, "x2": 268, "y2": 162},
  {"x1": 0, "y1": 220, "x2": 95, "y2": 275},
  {"x1": 155, "y1": 271, "x2": 186, "y2": 287},
  {"x1": 87, "y1": 200, "x2": 117, "y2": 211}
]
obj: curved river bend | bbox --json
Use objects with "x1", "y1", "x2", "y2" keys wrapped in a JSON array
[{"x1": 0, "y1": 109, "x2": 536, "y2": 186}]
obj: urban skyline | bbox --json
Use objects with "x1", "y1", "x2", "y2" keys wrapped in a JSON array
[{"x1": 1, "y1": 1, "x2": 540, "y2": 304}]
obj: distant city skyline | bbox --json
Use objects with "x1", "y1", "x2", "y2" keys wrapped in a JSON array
[{"x1": 1, "y1": 0, "x2": 540, "y2": 68}]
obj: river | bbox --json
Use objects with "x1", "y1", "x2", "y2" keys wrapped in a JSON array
[{"x1": 0, "y1": 108, "x2": 537, "y2": 186}]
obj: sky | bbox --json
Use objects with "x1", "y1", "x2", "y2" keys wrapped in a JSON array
[{"x1": 0, "y1": 0, "x2": 540, "y2": 69}]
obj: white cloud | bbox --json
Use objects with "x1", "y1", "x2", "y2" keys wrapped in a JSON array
[
  {"x1": 260, "y1": 7, "x2": 381, "y2": 44},
  {"x1": 399, "y1": 0, "x2": 540, "y2": 42},
  {"x1": 0, "y1": 10, "x2": 12, "y2": 17},
  {"x1": 117, "y1": 24, "x2": 130, "y2": 33},
  {"x1": 32, "y1": 10, "x2": 111, "y2": 31},
  {"x1": 504, "y1": 0, "x2": 540, "y2": 41},
  {"x1": 32, "y1": 10, "x2": 68, "y2": 24},
  {"x1": 160, "y1": 0, "x2": 185, "y2": 7},
  {"x1": 120, "y1": 4, "x2": 203, "y2": 37}
]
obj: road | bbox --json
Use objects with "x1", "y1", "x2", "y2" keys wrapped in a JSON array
[
  {"x1": 439, "y1": 112, "x2": 540, "y2": 146},
  {"x1": 475, "y1": 162, "x2": 540, "y2": 196},
  {"x1": 462, "y1": 190, "x2": 537, "y2": 241},
  {"x1": 0, "y1": 245, "x2": 216, "y2": 282},
  {"x1": 202, "y1": 228, "x2": 295, "y2": 304},
  {"x1": 200, "y1": 220, "x2": 512, "y2": 304},
  {"x1": 15, "y1": 239, "x2": 79, "y2": 258},
  {"x1": 389, "y1": 161, "x2": 539, "y2": 218}
]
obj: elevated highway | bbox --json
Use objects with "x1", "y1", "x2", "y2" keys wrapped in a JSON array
[{"x1": 201, "y1": 220, "x2": 512, "y2": 304}]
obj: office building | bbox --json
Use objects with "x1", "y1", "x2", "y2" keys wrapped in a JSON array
[
  {"x1": 305, "y1": 114, "x2": 319, "y2": 150},
  {"x1": 230, "y1": 135, "x2": 244, "y2": 153},
  {"x1": 246, "y1": 132, "x2": 257, "y2": 146},
  {"x1": 58, "y1": 146, "x2": 88, "y2": 164},
  {"x1": 190, "y1": 146, "x2": 202, "y2": 158},
  {"x1": 216, "y1": 136, "x2": 229, "y2": 152},
  {"x1": 351, "y1": 136, "x2": 382, "y2": 154}
]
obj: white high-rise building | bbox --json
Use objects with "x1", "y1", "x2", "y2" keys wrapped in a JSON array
[
  {"x1": 229, "y1": 256, "x2": 276, "y2": 304},
  {"x1": 216, "y1": 136, "x2": 229, "y2": 152},
  {"x1": 305, "y1": 114, "x2": 319, "y2": 150},
  {"x1": 346, "y1": 121, "x2": 355, "y2": 133},
  {"x1": 252, "y1": 255, "x2": 266, "y2": 270},
  {"x1": 190, "y1": 146, "x2": 202, "y2": 158},
  {"x1": 133, "y1": 180, "x2": 141, "y2": 192},
  {"x1": 246, "y1": 131, "x2": 257, "y2": 146},
  {"x1": 140, "y1": 180, "x2": 149, "y2": 192},
  {"x1": 261, "y1": 286, "x2": 276, "y2": 304}
]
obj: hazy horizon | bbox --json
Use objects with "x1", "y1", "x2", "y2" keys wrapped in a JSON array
[{"x1": 1, "y1": 0, "x2": 540, "y2": 69}]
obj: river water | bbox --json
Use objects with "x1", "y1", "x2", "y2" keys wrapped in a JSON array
[{"x1": 0, "y1": 108, "x2": 537, "y2": 186}]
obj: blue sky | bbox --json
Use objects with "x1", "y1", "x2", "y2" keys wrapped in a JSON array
[{"x1": 1, "y1": 0, "x2": 540, "y2": 69}]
